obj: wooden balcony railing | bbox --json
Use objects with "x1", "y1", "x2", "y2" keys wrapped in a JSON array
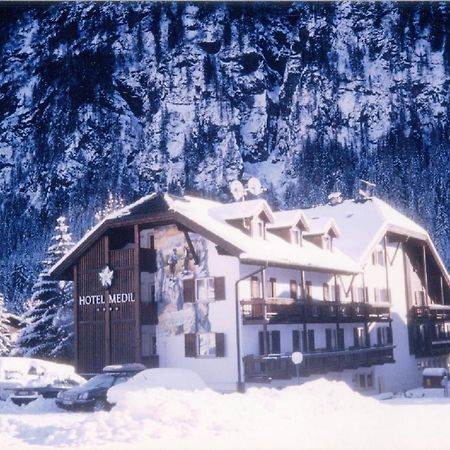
[
  {"x1": 241, "y1": 298, "x2": 391, "y2": 324},
  {"x1": 410, "y1": 305, "x2": 450, "y2": 321},
  {"x1": 243, "y1": 345, "x2": 395, "y2": 381}
]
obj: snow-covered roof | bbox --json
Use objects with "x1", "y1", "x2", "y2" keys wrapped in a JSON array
[
  {"x1": 51, "y1": 193, "x2": 359, "y2": 276},
  {"x1": 212, "y1": 199, "x2": 274, "y2": 223},
  {"x1": 303, "y1": 198, "x2": 428, "y2": 265},
  {"x1": 302, "y1": 215, "x2": 341, "y2": 238},
  {"x1": 267, "y1": 210, "x2": 310, "y2": 231}
]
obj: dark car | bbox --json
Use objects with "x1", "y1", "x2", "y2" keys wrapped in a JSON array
[
  {"x1": 10, "y1": 378, "x2": 82, "y2": 406},
  {"x1": 55, "y1": 363, "x2": 146, "y2": 411}
]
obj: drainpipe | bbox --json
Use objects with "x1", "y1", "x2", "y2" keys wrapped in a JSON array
[{"x1": 235, "y1": 264, "x2": 267, "y2": 393}]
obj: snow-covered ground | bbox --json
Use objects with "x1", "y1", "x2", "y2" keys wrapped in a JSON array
[{"x1": 1, "y1": 379, "x2": 450, "y2": 450}]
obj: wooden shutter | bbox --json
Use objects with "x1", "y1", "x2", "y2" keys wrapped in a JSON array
[
  {"x1": 302, "y1": 330, "x2": 307, "y2": 352},
  {"x1": 338, "y1": 329, "x2": 345, "y2": 350},
  {"x1": 292, "y1": 330, "x2": 300, "y2": 352},
  {"x1": 377, "y1": 327, "x2": 382, "y2": 345},
  {"x1": 215, "y1": 333, "x2": 225, "y2": 357},
  {"x1": 258, "y1": 331, "x2": 264, "y2": 355},
  {"x1": 307, "y1": 329, "x2": 315, "y2": 352},
  {"x1": 214, "y1": 277, "x2": 226, "y2": 301},
  {"x1": 353, "y1": 328, "x2": 359, "y2": 348},
  {"x1": 387, "y1": 327, "x2": 393, "y2": 344},
  {"x1": 290, "y1": 280, "x2": 298, "y2": 300},
  {"x1": 366, "y1": 330, "x2": 371, "y2": 347},
  {"x1": 185, "y1": 334, "x2": 197, "y2": 357},
  {"x1": 271, "y1": 330, "x2": 281, "y2": 354},
  {"x1": 183, "y1": 279, "x2": 195, "y2": 303},
  {"x1": 325, "y1": 329, "x2": 332, "y2": 351}
]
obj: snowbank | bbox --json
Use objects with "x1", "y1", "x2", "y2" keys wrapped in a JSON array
[{"x1": 1, "y1": 379, "x2": 450, "y2": 449}]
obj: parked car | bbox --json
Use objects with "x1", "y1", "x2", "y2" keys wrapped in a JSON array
[
  {"x1": 107, "y1": 368, "x2": 207, "y2": 407},
  {"x1": 10, "y1": 377, "x2": 83, "y2": 406},
  {"x1": 56, "y1": 363, "x2": 146, "y2": 411},
  {"x1": 0, "y1": 357, "x2": 83, "y2": 403}
]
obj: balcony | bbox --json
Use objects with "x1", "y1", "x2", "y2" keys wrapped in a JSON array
[
  {"x1": 410, "y1": 304, "x2": 450, "y2": 321},
  {"x1": 241, "y1": 298, "x2": 391, "y2": 324},
  {"x1": 243, "y1": 345, "x2": 395, "y2": 382}
]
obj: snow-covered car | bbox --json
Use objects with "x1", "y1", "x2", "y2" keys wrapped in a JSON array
[
  {"x1": 107, "y1": 368, "x2": 207, "y2": 407},
  {"x1": 55, "y1": 363, "x2": 146, "y2": 411},
  {"x1": 0, "y1": 357, "x2": 84, "y2": 403}
]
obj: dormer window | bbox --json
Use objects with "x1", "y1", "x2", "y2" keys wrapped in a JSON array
[{"x1": 291, "y1": 228, "x2": 302, "y2": 246}]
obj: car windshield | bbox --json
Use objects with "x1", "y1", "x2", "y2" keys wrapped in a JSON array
[{"x1": 81, "y1": 374, "x2": 116, "y2": 390}]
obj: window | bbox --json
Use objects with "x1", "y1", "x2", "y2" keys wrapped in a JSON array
[
  {"x1": 377, "y1": 327, "x2": 392, "y2": 345},
  {"x1": 354, "y1": 372, "x2": 374, "y2": 390},
  {"x1": 307, "y1": 329, "x2": 315, "y2": 352},
  {"x1": 251, "y1": 276, "x2": 260, "y2": 299},
  {"x1": 267, "y1": 278, "x2": 277, "y2": 298},
  {"x1": 254, "y1": 220, "x2": 265, "y2": 239},
  {"x1": 353, "y1": 327, "x2": 367, "y2": 348},
  {"x1": 185, "y1": 333, "x2": 225, "y2": 358},
  {"x1": 196, "y1": 278, "x2": 215, "y2": 301},
  {"x1": 183, "y1": 277, "x2": 226, "y2": 303},
  {"x1": 372, "y1": 249, "x2": 385, "y2": 266},
  {"x1": 323, "y1": 283, "x2": 330, "y2": 301},
  {"x1": 259, "y1": 330, "x2": 281, "y2": 355},
  {"x1": 415, "y1": 290, "x2": 425, "y2": 306},
  {"x1": 323, "y1": 235, "x2": 332, "y2": 251},
  {"x1": 291, "y1": 229, "x2": 301, "y2": 245}
]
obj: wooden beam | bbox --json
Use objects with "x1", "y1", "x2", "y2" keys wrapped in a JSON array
[
  {"x1": 440, "y1": 275, "x2": 445, "y2": 305},
  {"x1": 73, "y1": 264, "x2": 79, "y2": 373},
  {"x1": 389, "y1": 241, "x2": 402, "y2": 266},
  {"x1": 422, "y1": 244, "x2": 429, "y2": 306},
  {"x1": 182, "y1": 230, "x2": 200, "y2": 265},
  {"x1": 134, "y1": 224, "x2": 142, "y2": 363},
  {"x1": 104, "y1": 235, "x2": 111, "y2": 366},
  {"x1": 383, "y1": 236, "x2": 391, "y2": 303}
]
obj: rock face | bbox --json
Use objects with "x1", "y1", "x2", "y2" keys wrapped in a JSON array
[{"x1": 0, "y1": 2, "x2": 449, "y2": 307}]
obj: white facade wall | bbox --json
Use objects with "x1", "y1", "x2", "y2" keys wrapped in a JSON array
[{"x1": 157, "y1": 240, "x2": 241, "y2": 392}]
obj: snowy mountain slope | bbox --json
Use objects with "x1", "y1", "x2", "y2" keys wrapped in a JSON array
[{"x1": 0, "y1": 2, "x2": 449, "y2": 307}]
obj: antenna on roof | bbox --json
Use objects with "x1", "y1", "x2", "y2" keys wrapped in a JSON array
[
  {"x1": 356, "y1": 179, "x2": 376, "y2": 202},
  {"x1": 229, "y1": 177, "x2": 265, "y2": 202},
  {"x1": 229, "y1": 180, "x2": 245, "y2": 201},
  {"x1": 328, "y1": 192, "x2": 343, "y2": 206}
]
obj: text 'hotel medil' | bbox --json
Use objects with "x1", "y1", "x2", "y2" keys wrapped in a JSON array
[{"x1": 50, "y1": 191, "x2": 450, "y2": 393}]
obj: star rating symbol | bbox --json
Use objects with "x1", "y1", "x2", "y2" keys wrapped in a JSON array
[{"x1": 99, "y1": 266, "x2": 114, "y2": 288}]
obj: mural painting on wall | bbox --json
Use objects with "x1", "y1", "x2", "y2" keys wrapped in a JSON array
[{"x1": 155, "y1": 225, "x2": 210, "y2": 336}]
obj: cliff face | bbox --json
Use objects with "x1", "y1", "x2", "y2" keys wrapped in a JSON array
[{"x1": 0, "y1": 2, "x2": 449, "y2": 307}]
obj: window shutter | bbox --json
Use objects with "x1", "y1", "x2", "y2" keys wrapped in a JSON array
[
  {"x1": 377, "y1": 328, "x2": 382, "y2": 345},
  {"x1": 325, "y1": 329, "x2": 332, "y2": 351},
  {"x1": 387, "y1": 327, "x2": 393, "y2": 344},
  {"x1": 302, "y1": 330, "x2": 307, "y2": 352},
  {"x1": 185, "y1": 334, "x2": 196, "y2": 357},
  {"x1": 290, "y1": 280, "x2": 298, "y2": 300},
  {"x1": 366, "y1": 330, "x2": 371, "y2": 347},
  {"x1": 353, "y1": 328, "x2": 359, "y2": 347},
  {"x1": 183, "y1": 279, "x2": 195, "y2": 303},
  {"x1": 307, "y1": 329, "x2": 315, "y2": 352},
  {"x1": 271, "y1": 330, "x2": 281, "y2": 354},
  {"x1": 258, "y1": 331, "x2": 265, "y2": 355},
  {"x1": 364, "y1": 287, "x2": 369, "y2": 303},
  {"x1": 334, "y1": 285, "x2": 341, "y2": 302},
  {"x1": 215, "y1": 333, "x2": 225, "y2": 357},
  {"x1": 214, "y1": 277, "x2": 226, "y2": 301},
  {"x1": 292, "y1": 330, "x2": 300, "y2": 352},
  {"x1": 338, "y1": 329, "x2": 345, "y2": 350}
]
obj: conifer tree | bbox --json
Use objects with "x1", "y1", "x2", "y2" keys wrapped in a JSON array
[
  {"x1": 16, "y1": 217, "x2": 74, "y2": 360},
  {"x1": 0, "y1": 293, "x2": 12, "y2": 355}
]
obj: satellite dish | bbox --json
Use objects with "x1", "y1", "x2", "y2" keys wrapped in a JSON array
[
  {"x1": 247, "y1": 177, "x2": 263, "y2": 196},
  {"x1": 229, "y1": 180, "x2": 245, "y2": 201}
]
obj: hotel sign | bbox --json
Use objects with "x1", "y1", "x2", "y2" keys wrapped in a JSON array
[
  {"x1": 78, "y1": 266, "x2": 135, "y2": 306},
  {"x1": 78, "y1": 292, "x2": 135, "y2": 306}
]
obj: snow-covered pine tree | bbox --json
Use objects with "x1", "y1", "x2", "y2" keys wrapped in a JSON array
[
  {"x1": 95, "y1": 191, "x2": 125, "y2": 222},
  {"x1": 16, "y1": 217, "x2": 74, "y2": 361},
  {"x1": 0, "y1": 293, "x2": 12, "y2": 355}
]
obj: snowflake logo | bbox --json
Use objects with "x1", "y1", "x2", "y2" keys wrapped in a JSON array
[{"x1": 99, "y1": 266, "x2": 114, "y2": 288}]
